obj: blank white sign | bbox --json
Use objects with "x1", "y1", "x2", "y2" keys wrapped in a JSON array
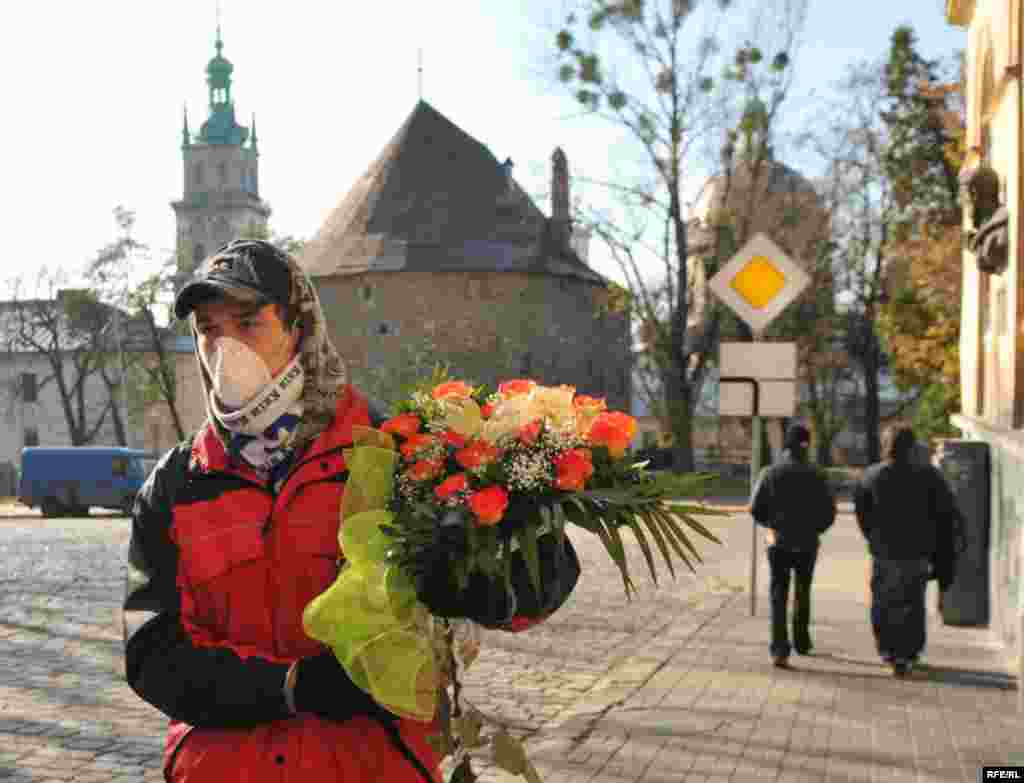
[
  {"x1": 719, "y1": 342, "x2": 797, "y2": 379},
  {"x1": 719, "y1": 380, "x2": 797, "y2": 417}
]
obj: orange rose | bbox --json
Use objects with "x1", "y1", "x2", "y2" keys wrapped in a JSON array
[
  {"x1": 554, "y1": 448, "x2": 594, "y2": 491},
  {"x1": 498, "y1": 379, "x2": 536, "y2": 399},
  {"x1": 435, "y1": 473, "x2": 470, "y2": 501},
  {"x1": 467, "y1": 485, "x2": 509, "y2": 526},
  {"x1": 455, "y1": 439, "x2": 501, "y2": 470},
  {"x1": 400, "y1": 433, "x2": 438, "y2": 461},
  {"x1": 573, "y1": 394, "x2": 606, "y2": 411},
  {"x1": 588, "y1": 411, "x2": 638, "y2": 458},
  {"x1": 441, "y1": 429, "x2": 468, "y2": 449},
  {"x1": 432, "y1": 380, "x2": 474, "y2": 400},
  {"x1": 407, "y1": 459, "x2": 444, "y2": 481},
  {"x1": 518, "y1": 419, "x2": 543, "y2": 445},
  {"x1": 380, "y1": 413, "x2": 422, "y2": 439}
]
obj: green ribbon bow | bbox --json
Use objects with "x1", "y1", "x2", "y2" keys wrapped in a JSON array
[{"x1": 302, "y1": 430, "x2": 439, "y2": 722}]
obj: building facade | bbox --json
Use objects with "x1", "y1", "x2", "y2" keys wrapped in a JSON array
[
  {"x1": 946, "y1": 0, "x2": 1024, "y2": 667},
  {"x1": 299, "y1": 101, "x2": 632, "y2": 411},
  {"x1": 172, "y1": 29, "x2": 270, "y2": 278},
  {"x1": 0, "y1": 299, "x2": 147, "y2": 473}
]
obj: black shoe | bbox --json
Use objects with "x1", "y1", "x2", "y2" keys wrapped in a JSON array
[
  {"x1": 772, "y1": 655, "x2": 790, "y2": 669},
  {"x1": 892, "y1": 659, "x2": 912, "y2": 677},
  {"x1": 795, "y1": 644, "x2": 813, "y2": 656}
]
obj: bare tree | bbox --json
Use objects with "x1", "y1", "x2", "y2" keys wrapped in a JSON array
[
  {"x1": 547, "y1": 0, "x2": 809, "y2": 471},
  {"x1": 87, "y1": 207, "x2": 186, "y2": 442},
  {"x1": 0, "y1": 274, "x2": 120, "y2": 445}
]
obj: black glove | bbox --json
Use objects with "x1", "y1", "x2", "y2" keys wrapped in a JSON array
[
  {"x1": 292, "y1": 652, "x2": 394, "y2": 723},
  {"x1": 415, "y1": 528, "x2": 581, "y2": 629}
]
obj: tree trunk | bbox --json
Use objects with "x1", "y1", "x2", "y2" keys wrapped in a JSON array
[
  {"x1": 863, "y1": 348, "x2": 881, "y2": 464},
  {"x1": 145, "y1": 309, "x2": 186, "y2": 441},
  {"x1": 665, "y1": 367, "x2": 695, "y2": 472}
]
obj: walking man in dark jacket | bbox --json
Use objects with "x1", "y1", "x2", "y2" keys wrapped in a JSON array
[
  {"x1": 854, "y1": 424, "x2": 961, "y2": 677},
  {"x1": 750, "y1": 425, "x2": 837, "y2": 668}
]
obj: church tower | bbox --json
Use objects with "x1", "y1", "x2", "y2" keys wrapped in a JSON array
[{"x1": 172, "y1": 27, "x2": 270, "y2": 277}]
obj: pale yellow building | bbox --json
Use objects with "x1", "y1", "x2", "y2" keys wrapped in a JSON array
[{"x1": 946, "y1": 0, "x2": 1023, "y2": 672}]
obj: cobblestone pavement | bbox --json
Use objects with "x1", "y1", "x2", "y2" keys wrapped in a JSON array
[
  {"x1": 0, "y1": 502, "x2": 739, "y2": 782},
  {"x1": 505, "y1": 506, "x2": 1024, "y2": 783},
  {"x1": 2, "y1": 502, "x2": 1020, "y2": 783}
]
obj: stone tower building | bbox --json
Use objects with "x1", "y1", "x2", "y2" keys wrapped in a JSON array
[
  {"x1": 172, "y1": 28, "x2": 270, "y2": 276},
  {"x1": 299, "y1": 101, "x2": 632, "y2": 411}
]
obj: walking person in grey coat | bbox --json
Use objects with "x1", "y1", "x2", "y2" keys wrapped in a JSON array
[
  {"x1": 854, "y1": 424, "x2": 961, "y2": 677},
  {"x1": 750, "y1": 425, "x2": 837, "y2": 668}
]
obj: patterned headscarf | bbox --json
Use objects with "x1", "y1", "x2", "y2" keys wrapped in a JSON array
[{"x1": 191, "y1": 240, "x2": 349, "y2": 455}]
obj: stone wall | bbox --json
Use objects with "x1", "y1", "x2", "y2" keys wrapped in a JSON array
[{"x1": 314, "y1": 271, "x2": 631, "y2": 411}]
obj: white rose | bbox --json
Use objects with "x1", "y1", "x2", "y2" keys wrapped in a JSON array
[{"x1": 530, "y1": 385, "x2": 576, "y2": 429}]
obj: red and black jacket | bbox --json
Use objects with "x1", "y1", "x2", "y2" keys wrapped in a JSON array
[{"x1": 122, "y1": 385, "x2": 578, "y2": 782}]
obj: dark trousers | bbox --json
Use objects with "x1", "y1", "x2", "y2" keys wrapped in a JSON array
[
  {"x1": 767, "y1": 545, "x2": 817, "y2": 657},
  {"x1": 870, "y1": 558, "x2": 930, "y2": 662}
]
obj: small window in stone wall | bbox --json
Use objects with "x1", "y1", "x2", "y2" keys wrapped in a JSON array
[
  {"x1": 24, "y1": 427, "x2": 39, "y2": 447},
  {"x1": 193, "y1": 162, "x2": 204, "y2": 187},
  {"x1": 372, "y1": 321, "x2": 398, "y2": 337},
  {"x1": 217, "y1": 162, "x2": 228, "y2": 185},
  {"x1": 359, "y1": 284, "x2": 375, "y2": 304},
  {"x1": 20, "y1": 373, "x2": 37, "y2": 403}
]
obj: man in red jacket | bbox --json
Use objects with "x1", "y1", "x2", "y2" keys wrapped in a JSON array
[{"x1": 122, "y1": 240, "x2": 579, "y2": 782}]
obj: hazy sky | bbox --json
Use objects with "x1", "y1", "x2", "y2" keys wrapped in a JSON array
[{"x1": 1, "y1": 1, "x2": 967, "y2": 291}]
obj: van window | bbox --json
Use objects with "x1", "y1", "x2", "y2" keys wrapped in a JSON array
[{"x1": 112, "y1": 457, "x2": 129, "y2": 477}]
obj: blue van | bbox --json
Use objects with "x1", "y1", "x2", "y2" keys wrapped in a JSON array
[{"x1": 18, "y1": 447, "x2": 155, "y2": 517}]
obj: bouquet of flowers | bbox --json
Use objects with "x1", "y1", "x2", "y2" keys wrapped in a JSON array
[{"x1": 303, "y1": 375, "x2": 721, "y2": 781}]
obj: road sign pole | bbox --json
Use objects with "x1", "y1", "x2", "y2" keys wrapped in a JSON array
[{"x1": 750, "y1": 413, "x2": 762, "y2": 617}]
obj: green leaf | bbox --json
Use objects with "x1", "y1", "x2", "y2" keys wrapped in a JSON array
[
  {"x1": 659, "y1": 510, "x2": 704, "y2": 563},
  {"x1": 609, "y1": 90, "x2": 627, "y2": 110},
  {"x1": 603, "y1": 517, "x2": 637, "y2": 596},
  {"x1": 649, "y1": 511, "x2": 695, "y2": 571},
  {"x1": 556, "y1": 30, "x2": 573, "y2": 51},
  {"x1": 625, "y1": 514, "x2": 660, "y2": 585},
  {"x1": 668, "y1": 507, "x2": 723, "y2": 543},
  {"x1": 637, "y1": 508, "x2": 675, "y2": 577},
  {"x1": 518, "y1": 524, "x2": 542, "y2": 597},
  {"x1": 559, "y1": 64, "x2": 575, "y2": 83},
  {"x1": 590, "y1": 517, "x2": 631, "y2": 594},
  {"x1": 551, "y1": 502, "x2": 568, "y2": 552}
]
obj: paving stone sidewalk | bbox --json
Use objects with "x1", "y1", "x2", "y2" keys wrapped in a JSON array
[{"x1": 499, "y1": 508, "x2": 1023, "y2": 783}]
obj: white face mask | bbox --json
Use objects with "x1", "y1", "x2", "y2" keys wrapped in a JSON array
[{"x1": 201, "y1": 337, "x2": 272, "y2": 409}]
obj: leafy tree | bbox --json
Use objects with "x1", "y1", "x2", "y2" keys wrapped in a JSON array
[
  {"x1": 550, "y1": 0, "x2": 807, "y2": 471},
  {"x1": 876, "y1": 28, "x2": 964, "y2": 438}
]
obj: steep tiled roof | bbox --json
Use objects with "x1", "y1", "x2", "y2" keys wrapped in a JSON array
[{"x1": 299, "y1": 101, "x2": 604, "y2": 284}]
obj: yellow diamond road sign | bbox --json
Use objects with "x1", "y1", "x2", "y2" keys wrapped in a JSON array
[{"x1": 709, "y1": 233, "x2": 810, "y2": 335}]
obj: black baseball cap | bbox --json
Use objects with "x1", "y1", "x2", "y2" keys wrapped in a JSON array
[{"x1": 174, "y1": 239, "x2": 293, "y2": 319}]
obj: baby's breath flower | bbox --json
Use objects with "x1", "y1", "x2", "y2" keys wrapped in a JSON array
[{"x1": 505, "y1": 450, "x2": 554, "y2": 492}]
